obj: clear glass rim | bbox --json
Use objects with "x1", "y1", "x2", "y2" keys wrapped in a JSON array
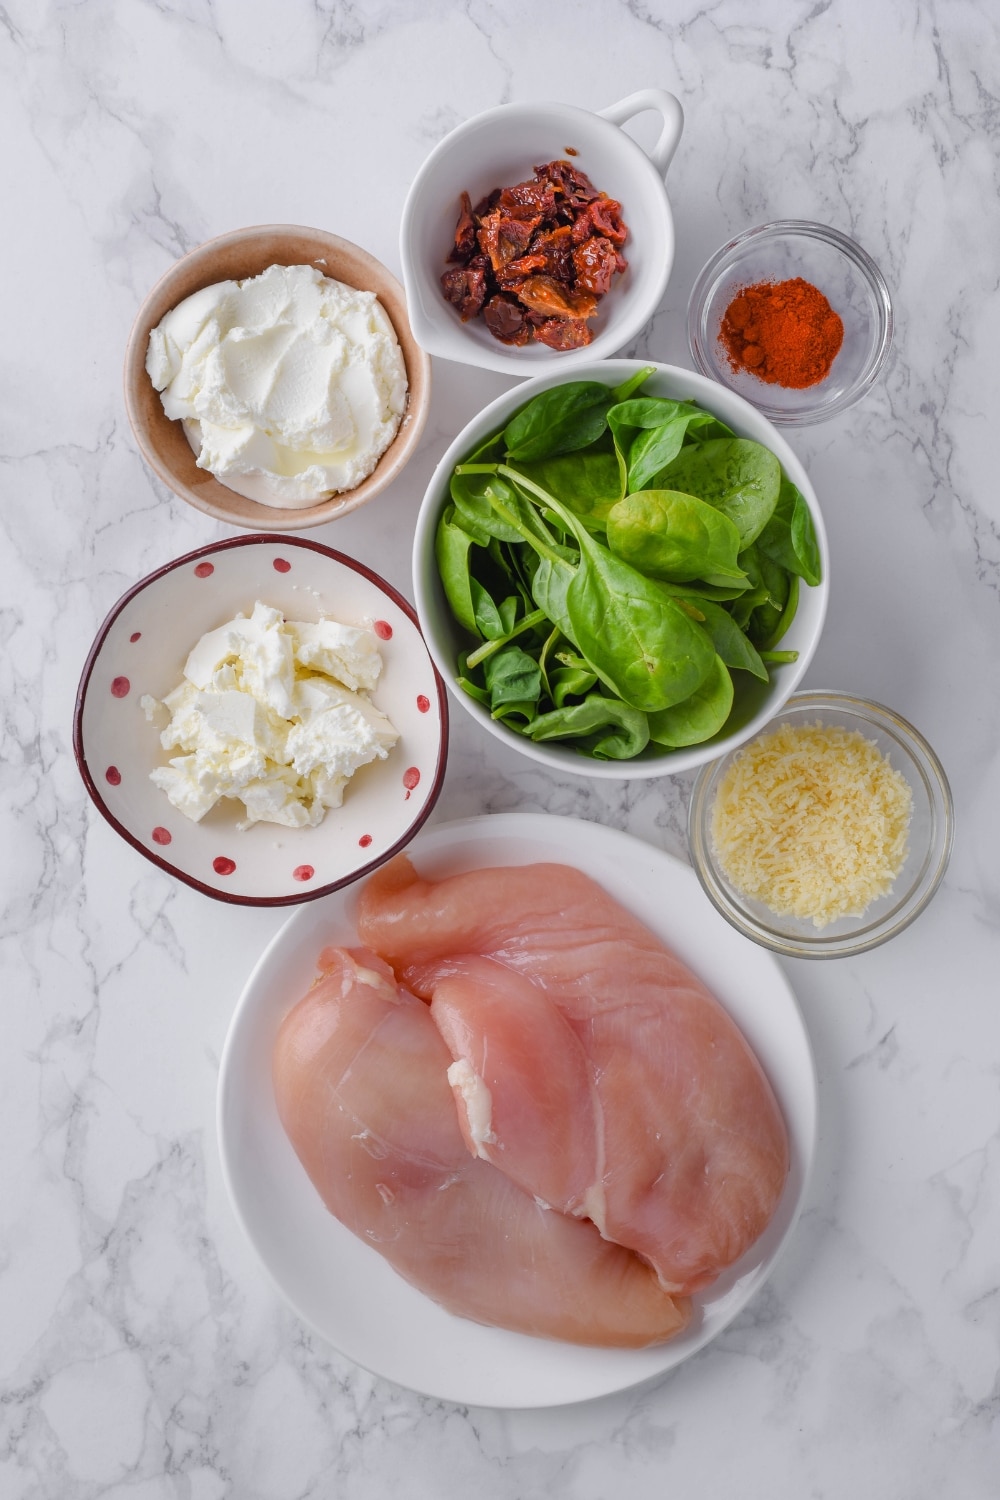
[
  {"x1": 686, "y1": 220, "x2": 894, "y2": 427},
  {"x1": 687, "y1": 690, "x2": 954, "y2": 959}
]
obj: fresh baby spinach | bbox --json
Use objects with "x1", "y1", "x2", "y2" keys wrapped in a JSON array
[
  {"x1": 606, "y1": 490, "x2": 748, "y2": 586},
  {"x1": 646, "y1": 655, "x2": 735, "y2": 748},
  {"x1": 518, "y1": 442, "x2": 624, "y2": 525},
  {"x1": 484, "y1": 645, "x2": 542, "y2": 710},
  {"x1": 435, "y1": 371, "x2": 822, "y2": 760},
  {"x1": 756, "y1": 476, "x2": 822, "y2": 586},
  {"x1": 529, "y1": 693, "x2": 650, "y2": 760},
  {"x1": 503, "y1": 382, "x2": 615, "y2": 462},
  {"x1": 655, "y1": 439, "x2": 781, "y2": 547}
]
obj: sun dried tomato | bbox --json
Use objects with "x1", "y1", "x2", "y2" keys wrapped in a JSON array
[
  {"x1": 440, "y1": 159, "x2": 628, "y2": 350},
  {"x1": 483, "y1": 294, "x2": 532, "y2": 345},
  {"x1": 536, "y1": 160, "x2": 600, "y2": 204},
  {"x1": 517, "y1": 275, "x2": 598, "y2": 321},
  {"x1": 499, "y1": 180, "x2": 557, "y2": 218},
  {"x1": 440, "y1": 265, "x2": 488, "y2": 322},
  {"x1": 498, "y1": 253, "x2": 548, "y2": 283},
  {"x1": 478, "y1": 210, "x2": 540, "y2": 273},
  {"x1": 447, "y1": 192, "x2": 478, "y2": 264},
  {"x1": 588, "y1": 196, "x2": 627, "y2": 245},
  {"x1": 532, "y1": 317, "x2": 594, "y2": 350},
  {"x1": 473, "y1": 188, "x2": 501, "y2": 218},
  {"x1": 572, "y1": 235, "x2": 620, "y2": 296},
  {"x1": 524, "y1": 224, "x2": 575, "y2": 281}
]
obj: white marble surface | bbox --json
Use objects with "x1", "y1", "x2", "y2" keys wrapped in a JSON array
[{"x1": 2, "y1": 0, "x2": 998, "y2": 1494}]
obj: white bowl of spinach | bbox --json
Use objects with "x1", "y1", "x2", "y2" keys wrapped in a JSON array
[{"x1": 413, "y1": 361, "x2": 828, "y2": 776}]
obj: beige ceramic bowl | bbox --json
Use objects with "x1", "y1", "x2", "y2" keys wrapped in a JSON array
[{"x1": 124, "y1": 225, "x2": 432, "y2": 531}]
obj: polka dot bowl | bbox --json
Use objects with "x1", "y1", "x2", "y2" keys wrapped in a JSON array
[{"x1": 73, "y1": 535, "x2": 449, "y2": 905}]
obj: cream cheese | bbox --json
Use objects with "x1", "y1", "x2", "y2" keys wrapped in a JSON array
[
  {"x1": 146, "y1": 264, "x2": 408, "y2": 509},
  {"x1": 143, "y1": 600, "x2": 399, "y2": 828}
]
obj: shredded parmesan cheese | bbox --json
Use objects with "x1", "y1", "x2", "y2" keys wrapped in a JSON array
[{"x1": 710, "y1": 721, "x2": 913, "y2": 929}]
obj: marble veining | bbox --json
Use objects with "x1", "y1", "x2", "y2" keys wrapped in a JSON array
[{"x1": 2, "y1": 0, "x2": 998, "y2": 1495}]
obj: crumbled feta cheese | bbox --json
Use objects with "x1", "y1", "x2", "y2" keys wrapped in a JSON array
[{"x1": 145, "y1": 601, "x2": 399, "y2": 828}]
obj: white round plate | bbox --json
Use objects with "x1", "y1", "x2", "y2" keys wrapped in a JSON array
[{"x1": 218, "y1": 812, "x2": 817, "y2": 1407}]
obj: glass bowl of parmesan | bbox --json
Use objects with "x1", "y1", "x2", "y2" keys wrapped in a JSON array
[{"x1": 687, "y1": 691, "x2": 953, "y2": 958}]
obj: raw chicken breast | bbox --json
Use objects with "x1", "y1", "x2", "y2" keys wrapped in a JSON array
[
  {"x1": 358, "y1": 858, "x2": 790, "y2": 1295},
  {"x1": 272, "y1": 945, "x2": 690, "y2": 1348},
  {"x1": 430, "y1": 954, "x2": 600, "y2": 1217}
]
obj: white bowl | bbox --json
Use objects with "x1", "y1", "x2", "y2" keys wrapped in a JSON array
[
  {"x1": 412, "y1": 360, "x2": 829, "y2": 779},
  {"x1": 74, "y1": 536, "x2": 448, "y2": 905},
  {"x1": 399, "y1": 91, "x2": 684, "y2": 375},
  {"x1": 124, "y1": 225, "x2": 432, "y2": 531}
]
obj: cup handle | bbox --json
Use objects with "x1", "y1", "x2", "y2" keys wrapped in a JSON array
[{"x1": 597, "y1": 89, "x2": 684, "y2": 177}]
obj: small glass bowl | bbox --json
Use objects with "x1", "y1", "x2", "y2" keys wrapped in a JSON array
[
  {"x1": 687, "y1": 221, "x2": 893, "y2": 425},
  {"x1": 687, "y1": 691, "x2": 953, "y2": 959}
]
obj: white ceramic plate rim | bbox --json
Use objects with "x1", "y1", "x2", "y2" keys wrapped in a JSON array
[{"x1": 217, "y1": 812, "x2": 817, "y2": 1407}]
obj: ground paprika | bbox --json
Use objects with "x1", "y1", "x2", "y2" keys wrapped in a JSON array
[{"x1": 719, "y1": 277, "x2": 844, "y2": 388}]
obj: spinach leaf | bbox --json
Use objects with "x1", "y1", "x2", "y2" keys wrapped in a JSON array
[
  {"x1": 435, "y1": 506, "x2": 482, "y2": 636},
  {"x1": 467, "y1": 429, "x2": 507, "y2": 464},
  {"x1": 667, "y1": 594, "x2": 769, "y2": 680},
  {"x1": 606, "y1": 489, "x2": 748, "y2": 586},
  {"x1": 683, "y1": 414, "x2": 737, "y2": 442},
  {"x1": 469, "y1": 580, "x2": 519, "y2": 640},
  {"x1": 465, "y1": 608, "x2": 547, "y2": 670},
  {"x1": 450, "y1": 468, "x2": 524, "y2": 543},
  {"x1": 459, "y1": 464, "x2": 575, "y2": 559},
  {"x1": 745, "y1": 550, "x2": 792, "y2": 646},
  {"x1": 518, "y1": 442, "x2": 624, "y2": 526},
  {"x1": 646, "y1": 657, "x2": 734, "y2": 747},
  {"x1": 548, "y1": 665, "x2": 599, "y2": 707},
  {"x1": 610, "y1": 365, "x2": 657, "y2": 403},
  {"x1": 503, "y1": 382, "x2": 615, "y2": 462},
  {"x1": 492, "y1": 702, "x2": 538, "y2": 729},
  {"x1": 608, "y1": 396, "x2": 687, "y2": 435},
  {"x1": 728, "y1": 588, "x2": 769, "y2": 630},
  {"x1": 658, "y1": 577, "x2": 752, "y2": 602},
  {"x1": 655, "y1": 438, "x2": 781, "y2": 546},
  {"x1": 456, "y1": 650, "x2": 491, "y2": 707},
  {"x1": 503, "y1": 466, "x2": 716, "y2": 712},
  {"x1": 752, "y1": 572, "x2": 800, "y2": 650},
  {"x1": 484, "y1": 645, "x2": 543, "y2": 710},
  {"x1": 756, "y1": 476, "x2": 822, "y2": 586},
  {"x1": 627, "y1": 410, "x2": 722, "y2": 492},
  {"x1": 530, "y1": 554, "x2": 579, "y2": 646},
  {"x1": 457, "y1": 675, "x2": 491, "y2": 706},
  {"x1": 528, "y1": 693, "x2": 650, "y2": 760}
]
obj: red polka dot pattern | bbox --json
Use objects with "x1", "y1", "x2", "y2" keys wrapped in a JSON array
[
  {"x1": 403, "y1": 767, "x2": 420, "y2": 798},
  {"x1": 130, "y1": 631, "x2": 141, "y2": 643},
  {"x1": 416, "y1": 694, "x2": 430, "y2": 713},
  {"x1": 152, "y1": 826, "x2": 172, "y2": 846},
  {"x1": 293, "y1": 864, "x2": 314, "y2": 881},
  {"x1": 213, "y1": 856, "x2": 236, "y2": 876},
  {"x1": 273, "y1": 558, "x2": 291, "y2": 573},
  {"x1": 374, "y1": 619, "x2": 392, "y2": 640},
  {"x1": 194, "y1": 562, "x2": 215, "y2": 578},
  {"x1": 359, "y1": 834, "x2": 373, "y2": 848},
  {"x1": 111, "y1": 676, "x2": 130, "y2": 698},
  {"x1": 105, "y1": 766, "x2": 121, "y2": 786}
]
